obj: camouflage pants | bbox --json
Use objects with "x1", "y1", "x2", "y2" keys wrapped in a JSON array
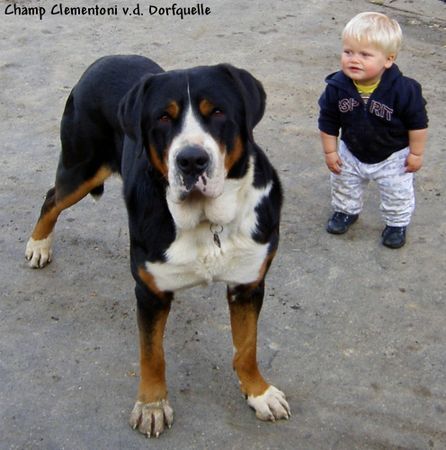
[{"x1": 331, "y1": 141, "x2": 415, "y2": 227}]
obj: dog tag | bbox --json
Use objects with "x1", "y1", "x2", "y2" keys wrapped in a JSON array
[
  {"x1": 210, "y1": 223, "x2": 223, "y2": 249},
  {"x1": 213, "y1": 232, "x2": 221, "y2": 248}
]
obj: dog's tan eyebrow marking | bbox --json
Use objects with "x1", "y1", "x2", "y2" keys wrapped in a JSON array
[
  {"x1": 199, "y1": 99, "x2": 215, "y2": 117},
  {"x1": 166, "y1": 101, "x2": 180, "y2": 119}
]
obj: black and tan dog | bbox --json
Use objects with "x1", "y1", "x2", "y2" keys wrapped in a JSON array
[{"x1": 25, "y1": 55, "x2": 290, "y2": 437}]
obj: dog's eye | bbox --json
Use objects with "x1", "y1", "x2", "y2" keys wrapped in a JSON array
[
  {"x1": 211, "y1": 108, "x2": 224, "y2": 117},
  {"x1": 158, "y1": 114, "x2": 171, "y2": 123}
]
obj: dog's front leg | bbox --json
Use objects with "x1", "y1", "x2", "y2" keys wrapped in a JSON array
[
  {"x1": 129, "y1": 280, "x2": 174, "y2": 438},
  {"x1": 227, "y1": 281, "x2": 291, "y2": 421}
]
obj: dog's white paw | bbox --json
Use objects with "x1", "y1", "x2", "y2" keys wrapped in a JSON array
[
  {"x1": 129, "y1": 399, "x2": 174, "y2": 438},
  {"x1": 25, "y1": 233, "x2": 54, "y2": 268},
  {"x1": 247, "y1": 385, "x2": 291, "y2": 421}
]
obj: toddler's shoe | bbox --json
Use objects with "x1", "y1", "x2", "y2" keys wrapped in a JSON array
[
  {"x1": 326, "y1": 212, "x2": 358, "y2": 234},
  {"x1": 382, "y1": 226, "x2": 406, "y2": 249}
]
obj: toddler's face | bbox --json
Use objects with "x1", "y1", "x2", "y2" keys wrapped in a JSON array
[{"x1": 341, "y1": 37, "x2": 395, "y2": 85}]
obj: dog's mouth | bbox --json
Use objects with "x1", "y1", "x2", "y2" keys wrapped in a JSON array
[
  {"x1": 177, "y1": 173, "x2": 217, "y2": 200},
  {"x1": 181, "y1": 172, "x2": 206, "y2": 191}
]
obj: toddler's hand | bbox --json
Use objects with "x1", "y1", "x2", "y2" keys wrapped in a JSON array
[
  {"x1": 405, "y1": 153, "x2": 423, "y2": 173},
  {"x1": 325, "y1": 152, "x2": 342, "y2": 174}
]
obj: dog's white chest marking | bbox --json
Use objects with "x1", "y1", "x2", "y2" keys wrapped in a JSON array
[
  {"x1": 152, "y1": 222, "x2": 266, "y2": 290},
  {"x1": 146, "y1": 162, "x2": 273, "y2": 291}
]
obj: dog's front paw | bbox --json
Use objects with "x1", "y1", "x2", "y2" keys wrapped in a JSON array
[
  {"x1": 129, "y1": 399, "x2": 174, "y2": 438},
  {"x1": 247, "y1": 385, "x2": 291, "y2": 421},
  {"x1": 25, "y1": 233, "x2": 54, "y2": 268}
]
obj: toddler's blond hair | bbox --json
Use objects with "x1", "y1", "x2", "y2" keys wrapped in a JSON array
[{"x1": 342, "y1": 12, "x2": 402, "y2": 56}]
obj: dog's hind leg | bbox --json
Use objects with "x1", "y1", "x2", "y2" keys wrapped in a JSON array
[
  {"x1": 25, "y1": 164, "x2": 112, "y2": 268},
  {"x1": 227, "y1": 280, "x2": 291, "y2": 422},
  {"x1": 25, "y1": 84, "x2": 118, "y2": 268}
]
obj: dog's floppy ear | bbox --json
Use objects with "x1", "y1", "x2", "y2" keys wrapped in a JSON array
[
  {"x1": 118, "y1": 75, "x2": 154, "y2": 156},
  {"x1": 219, "y1": 64, "x2": 266, "y2": 142}
]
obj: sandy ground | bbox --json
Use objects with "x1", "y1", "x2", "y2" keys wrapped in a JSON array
[{"x1": 1, "y1": 0, "x2": 445, "y2": 448}]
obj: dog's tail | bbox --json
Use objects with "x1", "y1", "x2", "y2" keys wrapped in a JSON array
[{"x1": 90, "y1": 184, "x2": 104, "y2": 200}]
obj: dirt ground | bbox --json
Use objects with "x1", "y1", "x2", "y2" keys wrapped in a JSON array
[{"x1": 1, "y1": 0, "x2": 445, "y2": 449}]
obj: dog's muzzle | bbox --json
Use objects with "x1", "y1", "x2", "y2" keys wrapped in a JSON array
[{"x1": 176, "y1": 145, "x2": 210, "y2": 190}]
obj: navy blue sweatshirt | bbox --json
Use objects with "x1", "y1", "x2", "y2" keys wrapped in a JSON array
[{"x1": 318, "y1": 64, "x2": 428, "y2": 163}]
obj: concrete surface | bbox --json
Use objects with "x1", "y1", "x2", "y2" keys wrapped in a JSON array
[{"x1": 1, "y1": 0, "x2": 445, "y2": 448}]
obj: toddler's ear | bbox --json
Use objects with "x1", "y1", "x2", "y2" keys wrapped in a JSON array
[{"x1": 385, "y1": 54, "x2": 396, "y2": 68}]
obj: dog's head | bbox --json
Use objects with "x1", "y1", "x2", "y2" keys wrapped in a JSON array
[{"x1": 118, "y1": 64, "x2": 266, "y2": 202}]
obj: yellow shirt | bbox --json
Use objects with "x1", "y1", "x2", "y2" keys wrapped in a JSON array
[{"x1": 354, "y1": 79, "x2": 380, "y2": 104}]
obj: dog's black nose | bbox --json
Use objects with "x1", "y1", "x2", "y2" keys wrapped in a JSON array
[{"x1": 176, "y1": 146, "x2": 209, "y2": 176}]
